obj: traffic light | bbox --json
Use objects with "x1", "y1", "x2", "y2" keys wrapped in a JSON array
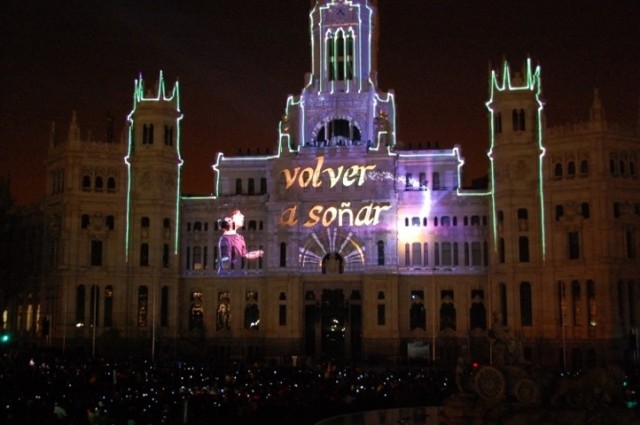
[{"x1": 0, "y1": 332, "x2": 10, "y2": 344}]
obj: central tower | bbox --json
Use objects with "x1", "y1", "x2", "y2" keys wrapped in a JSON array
[{"x1": 278, "y1": 0, "x2": 396, "y2": 153}]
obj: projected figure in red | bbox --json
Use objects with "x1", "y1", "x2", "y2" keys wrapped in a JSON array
[{"x1": 218, "y1": 209, "x2": 263, "y2": 273}]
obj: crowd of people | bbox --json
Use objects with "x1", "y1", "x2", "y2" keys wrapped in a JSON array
[{"x1": 0, "y1": 351, "x2": 452, "y2": 425}]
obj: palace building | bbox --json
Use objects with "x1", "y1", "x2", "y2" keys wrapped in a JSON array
[{"x1": 4, "y1": 0, "x2": 640, "y2": 369}]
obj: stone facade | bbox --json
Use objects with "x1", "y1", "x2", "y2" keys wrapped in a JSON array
[{"x1": 3, "y1": 0, "x2": 639, "y2": 369}]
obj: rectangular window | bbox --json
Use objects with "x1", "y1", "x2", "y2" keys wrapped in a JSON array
[
  {"x1": 411, "y1": 242, "x2": 422, "y2": 267},
  {"x1": 520, "y1": 282, "x2": 532, "y2": 326},
  {"x1": 409, "y1": 290, "x2": 426, "y2": 330},
  {"x1": 568, "y1": 231, "x2": 580, "y2": 259},
  {"x1": 279, "y1": 305, "x2": 287, "y2": 326},
  {"x1": 140, "y1": 243, "x2": 149, "y2": 267},
  {"x1": 192, "y1": 246, "x2": 202, "y2": 270},
  {"x1": 626, "y1": 230, "x2": 636, "y2": 259},
  {"x1": 377, "y1": 304, "x2": 385, "y2": 326},
  {"x1": 162, "y1": 244, "x2": 170, "y2": 268},
  {"x1": 441, "y1": 242, "x2": 452, "y2": 266},
  {"x1": 91, "y1": 240, "x2": 103, "y2": 266},
  {"x1": 471, "y1": 242, "x2": 482, "y2": 266},
  {"x1": 519, "y1": 237, "x2": 530, "y2": 262}
]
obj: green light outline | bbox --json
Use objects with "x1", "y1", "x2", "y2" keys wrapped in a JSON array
[
  {"x1": 486, "y1": 59, "x2": 546, "y2": 259},
  {"x1": 124, "y1": 71, "x2": 183, "y2": 259}
]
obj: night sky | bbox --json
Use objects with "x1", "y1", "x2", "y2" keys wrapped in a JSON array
[{"x1": 2, "y1": 1, "x2": 639, "y2": 205}]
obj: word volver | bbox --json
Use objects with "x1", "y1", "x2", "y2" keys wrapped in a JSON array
[{"x1": 281, "y1": 155, "x2": 377, "y2": 189}]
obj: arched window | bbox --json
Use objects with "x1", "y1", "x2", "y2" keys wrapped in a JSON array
[
  {"x1": 141, "y1": 217, "x2": 150, "y2": 228},
  {"x1": 143, "y1": 123, "x2": 154, "y2": 144},
  {"x1": 345, "y1": 31, "x2": 354, "y2": 80},
  {"x1": 554, "y1": 163, "x2": 563, "y2": 178},
  {"x1": 189, "y1": 290, "x2": 204, "y2": 330},
  {"x1": 336, "y1": 30, "x2": 345, "y2": 80},
  {"x1": 440, "y1": 290, "x2": 456, "y2": 331},
  {"x1": 555, "y1": 205, "x2": 564, "y2": 221},
  {"x1": 327, "y1": 32, "x2": 336, "y2": 81},
  {"x1": 580, "y1": 160, "x2": 589, "y2": 176},
  {"x1": 95, "y1": 176, "x2": 103, "y2": 191},
  {"x1": 107, "y1": 177, "x2": 116, "y2": 193},
  {"x1": 82, "y1": 175, "x2": 91, "y2": 191},
  {"x1": 567, "y1": 161, "x2": 576, "y2": 176},
  {"x1": 470, "y1": 290, "x2": 487, "y2": 330},
  {"x1": 248, "y1": 178, "x2": 255, "y2": 195},
  {"x1": 244, "y1": 291, "x2": 260, "y2": 330},
  {"x1": 409, "y1": 290, "x2": 426, "y2": 330},
  {"x1": 235, "y1": 178, "x2": 242, "y2": 195},
  {"x1": 216, "y1": 292, "x2": 230, "y2": 330},
  {"x1": 377, "y1": 241, "x2": 385, "y2": 266}
]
